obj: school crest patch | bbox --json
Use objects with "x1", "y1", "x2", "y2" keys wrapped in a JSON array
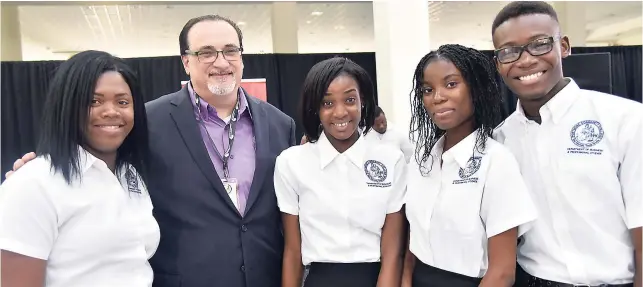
[{"x1": 364, "y1": 160, "x2": 391, "y2": 188}]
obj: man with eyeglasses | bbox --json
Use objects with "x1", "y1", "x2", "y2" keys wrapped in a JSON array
[
  {"x1": 491, "y1": 2, "x2": 642, "y2": 287},
  {"x1": 144, "y1": 15, "x2": 295, "y2": 287}
]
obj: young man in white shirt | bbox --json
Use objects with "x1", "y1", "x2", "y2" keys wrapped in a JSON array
[
  {"x1": 491, "y1": 2, "x2": 642, "y2": 286},
  {"x1": 364, "y1": 107, "x2": 414, "y2": 163}
]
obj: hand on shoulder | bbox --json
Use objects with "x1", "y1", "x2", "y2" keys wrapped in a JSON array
[{"x1": 5, "y1": 152, "x2": 37, "y2": 178}]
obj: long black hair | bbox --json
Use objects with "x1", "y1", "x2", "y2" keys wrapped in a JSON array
[
  {"x1": 409, "y1": 44, "x2": 504, "y2": 173},
  {"x1": 36, "y1": 50, "x2": 150, "y2": 187},
  {"x1": 299, "y1": 57, "x2": 377, "y2": 143}
]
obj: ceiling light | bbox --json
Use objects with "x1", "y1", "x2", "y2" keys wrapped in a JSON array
[
  {"x1": 311, "y1": 11, "x2": 323, "y2": 16},
  {"x1": 238, "y1": 22, "x2": 246, "y2": 26},
  {"x1": 334, "y1": 25, "x2": 345, "y2": 30},
  {"x1": 306, "y1": 20, "x2": 311, "y2": 24}
]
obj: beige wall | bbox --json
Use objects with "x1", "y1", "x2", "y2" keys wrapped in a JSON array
[{"x1": 1, "y1": 3, "x2": 22, "y2": 61}]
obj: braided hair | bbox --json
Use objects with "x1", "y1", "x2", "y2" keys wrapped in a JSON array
[{"x1": 409, "y1": 44, "x2": 504, "y2": 175}]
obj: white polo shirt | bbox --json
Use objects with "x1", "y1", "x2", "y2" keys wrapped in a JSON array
[
  {"x1": 494, "y1": 78, "x2": 643, "y2": 285},
  {"x1": 364, "y1": 123, "x2": 414, "y2": 163},
  {"x1": 274, "y1": 132, "x2": 407, "y2": 265},
  {"x1": 406, "y1": 130, "x2": 537, "y2": 278},
  {"x1": 0, "y1": 148, "x2": 160, "y2": 287}
]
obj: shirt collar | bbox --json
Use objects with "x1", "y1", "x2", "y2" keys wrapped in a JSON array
[
  {"x1": 78, "y1": 146, "x2": 99, "y2": 174},
  {"x1": 77, "y1": 146, "x2": 134, "y2": 182},
  {"x1": 187, "y1": 81, "x2": 252, "y2": 120},
  {"x1": 317, "y1": 131, "x2": 366, "y2": 170},
  {"x1": 435, "y1": 129, "x2": 481, "y2": 169},
  {"x1": 515, "y1": 77, "x2": 580, "y2": 124}
]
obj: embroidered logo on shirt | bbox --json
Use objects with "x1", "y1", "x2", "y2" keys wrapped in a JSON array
[
  {"x1": 453, "y1": 156, "x2": 481, "y2": 185},
  {"x1": 364, "y1": 160, "x2": 391, "y2": 188},
  {"x1": 126, "y1": 167, "x2": 142, "y2": 194},
  {"x1": 568, "y1": 120, "x2": 604, "y2": 155}
]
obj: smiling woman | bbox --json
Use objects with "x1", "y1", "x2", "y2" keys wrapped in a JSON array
[
  {"x1": 275, "y1": 57, "x2": 407, "y2": 287},
  {"x1": 403, "y1": 44, "x2": 537, "y2": 287},
  {"x1": 0, "y1": 50, "x2": 159, "y2": 287}
]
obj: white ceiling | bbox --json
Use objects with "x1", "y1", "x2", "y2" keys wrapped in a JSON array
[{"x1": 14, "y1": 1, "x2": 643, "y2": 60}]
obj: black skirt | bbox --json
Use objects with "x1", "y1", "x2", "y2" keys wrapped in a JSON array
[
  {"x1": 412, "y1": 259, "x2": 483, "y2": 287},
  {"x1": 303, "y1": 262, "x2": 381, "y2": 287}
]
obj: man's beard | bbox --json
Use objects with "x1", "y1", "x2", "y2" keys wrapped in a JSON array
[{"x1": 208, "y1": 77, "x2": 237, "y2": 96}]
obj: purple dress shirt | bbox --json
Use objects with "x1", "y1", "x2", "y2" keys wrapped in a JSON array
[{"x1": 188, "y1": 83, "x2": 256, "y2": 215}]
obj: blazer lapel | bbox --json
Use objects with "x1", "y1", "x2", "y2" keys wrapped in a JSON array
[
  {"x1": 169, "y1": 86, "x2": 240, "y2": 214},
  {"x1": 245, "y1": 95, "x2": 270, "y2": 215}
]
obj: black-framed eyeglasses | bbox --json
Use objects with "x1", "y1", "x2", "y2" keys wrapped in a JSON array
[
  {"x1": 494, "y1": 36, "x2": 558, "y2": 64},
  {"x1": 185, "y1": 47, "x2": 244, "y2": 63}
]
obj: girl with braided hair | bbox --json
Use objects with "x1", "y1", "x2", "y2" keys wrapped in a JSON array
[{"x1": 402, "y1": 44, "x2": 537, "y2": 287}]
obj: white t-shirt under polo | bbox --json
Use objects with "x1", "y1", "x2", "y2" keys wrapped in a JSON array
[
  {"x1": 406, "y1": 130, "x2": 537, "y2": 278},
  {"x1": 274, "y1": 132, "x2": 407, "y2": 266},
  {"x1": 0, "y1": 148, "x2": 160, "y2": 287},
  {"x1": 494, "y1": 78, "x2": 643, "y2": 285}
]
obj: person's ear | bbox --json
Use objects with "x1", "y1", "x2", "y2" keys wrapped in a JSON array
[
  {"x1": 181, "y1": 55, "x2": 190, "y2": 75},
  {"x1": 560, "y1": 36, "x2": 571, "y2": 58}
]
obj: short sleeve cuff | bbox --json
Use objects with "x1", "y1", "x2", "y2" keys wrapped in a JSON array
[
  {"x1": 278, "y1": 204, "x2": 299, "y2": 216},
  {"x1": 0, "y1": 238, "x2": 50, "y2": 260},
  {"x1": 626, "y1": 210, "x2": 643, "y2": 229},
  {"x1": 486, "y1": 213, "x2": 537, "y2": 238},
  {"x1": 386, "y1": 201, "x2": 404, "y2": 214}
]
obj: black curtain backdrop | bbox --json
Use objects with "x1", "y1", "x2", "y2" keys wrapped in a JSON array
[{"x1": 1, "y1": 46, "x2": 640, "y2": 181}]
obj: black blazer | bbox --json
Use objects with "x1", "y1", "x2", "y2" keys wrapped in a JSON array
[{"x1": 145, "y1": 85, "x2": 296, "y2": 287}]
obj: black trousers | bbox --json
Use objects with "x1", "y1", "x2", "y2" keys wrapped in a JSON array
[
  {"x1": 303, "y1": 262, "x2": 381, "y2": 287},
  {"x1": 514, "y1": 264, "x2": 634, "y2": 287},
  {"x1": 412, "y1": 259, "x2": 482, "y2": 287},
  {"x1": 513, "y1": 264, "x2": 531, "y2": 287}
]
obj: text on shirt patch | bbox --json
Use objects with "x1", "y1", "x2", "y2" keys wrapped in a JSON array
[
  {"x1": 568, "y1": 120, "x2": 604, "y2": 155},
  {"x1": 453, "y1": 156, "x2": 482, "y2": 185},
  {"x1": 126, "y1": 167, "x2": 142, "y2": 194},
  {"x1": 364, "y1": 160, "x2": 392, "y2": 188}
]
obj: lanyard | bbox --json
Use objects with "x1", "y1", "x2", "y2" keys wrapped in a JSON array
[{"x1": 195, "y1": 92, "x2": 240, "y2": 179}]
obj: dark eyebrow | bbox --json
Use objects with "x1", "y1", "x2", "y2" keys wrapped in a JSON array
[
  {"x1": 443, "y1": 73, "x2": 462, "y2": 80},
  {"x1": 196, "y1": 44, "x2": 239, "y2": 51},
  {"x1": 196, "y1": 45, "x2": 215, "y2": 51},
  {"x1": 499, "y1": 34, "x2": 551, "y2": 48},
  {"x1": 94, "y1": 93, "x2": 131, "y2": 97},
  {"x1": 324, "y1": 88, "x2": 357, "y2": 96}
]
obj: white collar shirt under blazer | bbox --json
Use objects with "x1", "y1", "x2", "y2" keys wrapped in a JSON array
[
  {"x1": 0, "y1": 148, "x2": 160, "y2": 287},
  {"x1": 406, "y1": 129, "x2": 538, "y2": 278},
  {"x1": 274, "y1": 131, "x2": 407, "y2": 265},
  {"x1": 493, "y1": 78, "x2": 643, "y2": 285}
]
